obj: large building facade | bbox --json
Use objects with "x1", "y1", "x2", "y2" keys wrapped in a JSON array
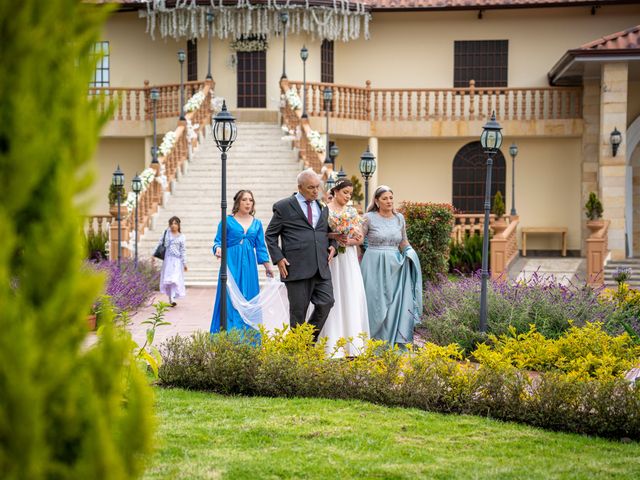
[{"x1": 92, "y1": 0, "x2": 640, "y2": 260}]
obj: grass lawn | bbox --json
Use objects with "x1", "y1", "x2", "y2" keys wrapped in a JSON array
[{"x1": 145, "y1": 387, "x2": 640, "y2": 480}]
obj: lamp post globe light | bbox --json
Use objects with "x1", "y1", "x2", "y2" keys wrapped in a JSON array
[
  {"x1": 329, "y1": 142, "x2": 339, "y2": 167},
  {"x1": 112, "y1": 165, "x2": 125, "y2": 267},
  {"x1": 212, "y1": 101, "x2": 238, "y2": 331},
  {"x1": 280, "y1": 11, "x2": 289, "y2": 80},
  {"x1": 150, "y1": 88, "x2": 160, "y2": 164},
  {"x1": 177, "y1": 49, "x2": 186, "y2": 121},
  {"x1": 359, "y1": 147, "x2": 376, "y2": 207},
  {"x1": 337, "y1": 166, "x2": 347, "y2": 181},
  {"x1": 326, "y1": 174, "x2": 336, "y2": 193},
  {"x1": 610, "y1": 127, "x2": 622, "y2": 157},
  {"x1": 131, "y1": 174, "x2": 142, "y2": 267},
  {"x1": 300, "y1": 45, "x2": 309, "y2": 118},
  {"x1": 323, "y1": 87, "x2": 333, "y2": 163},
  {"x1": 509, "y1": 143, "x2": 518, "y2": 216},
  {"x1": 479, "y1": 112, "x2": 503, "y2": 333},
  {"x1": 206, "y1": 10, "x2": 215, "y2": 81}
]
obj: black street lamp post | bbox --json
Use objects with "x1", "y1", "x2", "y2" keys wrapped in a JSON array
[
  {"x1": 151, "y1": 88, "x2": 160, "y2": 164},
  {"x1": 178, "y1": 49, "x2": 186, "y2": 121},
  {"x1": 337, "y1": 166, "x2": 347, "y2": 181},
  {"x1": 324, "y1": 87, "x2": 333, "y2": 163},
  {"x1": 131, "y1": 174, "x2": 142, "y2": 267},
  {"x1": 509, "y1": 143, "x2": 518, "y2": 216},
  {"x1": 206, "y1": 10, "x2": 215, "y2": 80},
  {"x1": 359, "y1": 147, "x2": 377, "y2": 207},
  {"x1": 280, "y1": 11, "x2": 289, "y2": 79},
  {"x1": 300, "y1": 45, "x2": 309, "y2": 118},
  {"x1": 479, "y1": 112, "x2": 503, "y2": 333},
  {"x1": 326, "y1": 174, "x2": 336, "y2": 193},
  {"x1": 212, "y1": 101, "x2": 238, "y2": 331},
  {"x1": 112, "y1": 165, "x2": 125, "y2": 267},
  {"x1": 329, "y1": 143, "x2": 339, "y2": 168}
]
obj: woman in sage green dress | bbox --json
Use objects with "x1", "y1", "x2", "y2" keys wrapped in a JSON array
[{"x1": 360, "y1": 186, "x2": 423, "y2": 347}]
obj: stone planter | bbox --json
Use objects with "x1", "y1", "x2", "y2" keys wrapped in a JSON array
[
  {"x1": 492, "y1": 217, "x2": 508, "y2": 236},
  {"x1": 586, "y1": 219, "x2": 605, "y2": 233},
  {"x1": 87, "y1": 314, "x2": 97, "y2": 331}
]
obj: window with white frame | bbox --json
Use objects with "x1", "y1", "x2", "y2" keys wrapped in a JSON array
[{"x1": 89, "y1": 41, "x2": 110, "y2": 87}]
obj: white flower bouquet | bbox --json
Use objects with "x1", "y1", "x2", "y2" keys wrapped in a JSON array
[
  {"x1": 307, "y1": 129, "x2": 326, "y2": 153},
  {"x1": 285, "y1": 88, "x2": 302, "y2": 111}
]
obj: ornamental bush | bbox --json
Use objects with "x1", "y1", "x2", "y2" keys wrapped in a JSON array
[
  {"x1": 400, "y1": 202, "x2": 455, "y2": 282},
  {"x1": 421, "y1": 272, "x2": 615, "y2": 352},
  {"x1": 159, "y1": 326, "x2": 640, "y2": 439},
  {"x1": 0, "y1": 2, "x2": 153, "y2": 478}
]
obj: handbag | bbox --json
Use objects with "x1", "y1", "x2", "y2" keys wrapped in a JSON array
[{"x1": 153, "y1": 229, "x2": 168, "y2": 260}]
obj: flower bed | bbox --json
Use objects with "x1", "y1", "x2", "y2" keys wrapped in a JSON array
[
  {"x1": 159, "y1": 325, "x2": 640, "y2": 440},
  {"x1": 421, "y1": 272, "x2": 614, "y2": 352}
]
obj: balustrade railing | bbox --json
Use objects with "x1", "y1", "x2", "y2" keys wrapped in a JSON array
[
  {"x1": 491, "y1": 218, "x2": 520, "y2": 281},
  {"x1": 85, "y1": 214, "x2": 111, "y2": 236},
  {"x1": 450, "y1": 214, "x2": 512, "y2": 244},
  {"x1": 104, "y1": 80, "x2": 213, "y2": 259},
  {"x1": 287, "y1": 80, "x2": 582, "y2": 122},
  {"x1": 90, "y1": 80, "x2": 206, "y2": 122}
]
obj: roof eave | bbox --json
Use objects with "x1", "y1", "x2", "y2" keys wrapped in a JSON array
[
  {"x1": 549, "y1": 49, "x2": 640, "y2": 85},
  {"x1": 370, "y1": 0, "x2": 640, "y2": 13}
]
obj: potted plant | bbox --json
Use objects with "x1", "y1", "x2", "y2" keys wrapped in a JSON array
[
  {"x1": 87, "y1": 303, "x2": 98, "y2": 331},
  {"x1": 491, "y1": 191, "x2": 507, "y2": 234},
  {"x1": 585, "y1": 191, "x2": 604, "y2": 232},
  {"x1": 350, "y1": 175, "x2": 365, "y2": 211}
]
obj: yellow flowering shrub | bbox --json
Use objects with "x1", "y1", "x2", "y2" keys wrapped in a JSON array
[{"x1": 472, "y1": 323, "x2": 640, "y2": 381}]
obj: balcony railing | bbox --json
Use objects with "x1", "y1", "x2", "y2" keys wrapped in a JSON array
[
  {"x1": 287, "y1": 80, "x2": 582, "y2": 122},
  {"x1": 89, "y1": 80, "x2": 207, "y2": 122}
]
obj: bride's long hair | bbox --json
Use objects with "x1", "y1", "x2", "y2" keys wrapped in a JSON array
[{"x1": 367, "y1": 185, "x2": 395, "y2": 213}]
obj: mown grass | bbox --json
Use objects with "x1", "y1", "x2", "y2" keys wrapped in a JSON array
[{"x1": 144, "y1": 387, "x2": 640, "y2": 480}]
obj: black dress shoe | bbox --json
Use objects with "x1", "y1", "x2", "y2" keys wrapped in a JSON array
[{"x1": 170, "y1": 302, "x2": 177, "y2": 307}]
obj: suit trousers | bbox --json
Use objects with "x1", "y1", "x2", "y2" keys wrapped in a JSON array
[{"x1": 285, "y1": 270, "x2": 334, "y2": 341}]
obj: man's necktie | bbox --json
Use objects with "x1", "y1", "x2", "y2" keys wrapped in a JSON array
[{"x1": 305, "y1": 200, "x2": 313, "y2": 226}]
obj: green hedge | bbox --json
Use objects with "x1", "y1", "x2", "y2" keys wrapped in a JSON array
[
  {"x1": 400, "y1": 202, "x2": 455, "y2": 282},
  {"x1": 159, "y1": 327, "x2": 640, "y2": 440}
]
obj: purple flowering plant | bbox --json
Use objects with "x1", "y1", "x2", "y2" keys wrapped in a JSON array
[
  {"x1": 421, "y1": 270, "x2": 615, "y2": 352},
  {"x1": 88, "y1": 259, "x2": 159, "y2": 314}
]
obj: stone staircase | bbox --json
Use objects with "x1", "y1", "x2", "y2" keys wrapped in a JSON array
[
  {"x1": 139, "y1": 122, "x2": 301, "y2": 287},
  {"x1": 604, "y1": 259, "x2": 640, "y2": 289}
]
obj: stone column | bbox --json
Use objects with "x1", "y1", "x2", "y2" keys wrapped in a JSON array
[
  {"x1": 581, "y1": 78, "x2": 600, "y2": 255},
  {"x1": 598, "y1": 62, "x2": 628, "y2": 260}
]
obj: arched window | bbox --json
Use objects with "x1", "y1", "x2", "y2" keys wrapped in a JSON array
[{"x1": 452, "y1": 141, "x2": 506, "y2": 213}]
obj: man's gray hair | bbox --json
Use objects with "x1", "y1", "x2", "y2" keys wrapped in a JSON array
[{"x1": 297, "y1": 168, "x2": 320, "y2": 186}]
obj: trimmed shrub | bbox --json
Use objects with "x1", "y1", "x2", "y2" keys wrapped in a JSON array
[
  {"x1": 0, "y1": 2, "x2": 153, "y2": 479},
  {"x1": 421, "y1": 272, "x2": 615, "y2": 352},
  {"x1": 158, "y1": 327, "x2": 640, "y2": 440},
  {"x1": 400, "y1": 202, "x2": 455, "y2": 281},
  {"x1": 85, "y1": 229, "x2": 109, "y2": 261},
  {"x1": 448, "y1": 234, "x2": 484, "y2": 274}
]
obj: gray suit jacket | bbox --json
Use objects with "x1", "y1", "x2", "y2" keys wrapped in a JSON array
[{"x1": 265, "y1": 194, "x2": 336, "y2": 282}]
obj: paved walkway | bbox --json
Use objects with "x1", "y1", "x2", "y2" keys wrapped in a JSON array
[{"x1": 86, "y1": 287, "x2": 215, "y2": 348}]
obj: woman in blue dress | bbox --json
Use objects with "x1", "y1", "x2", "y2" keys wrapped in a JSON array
[
  {"x1": 210, "y1": 190, "x2": 273, "y2": 333},
  {"x1": 360, "y1": 185, "x2": 423, "y2": 347}
]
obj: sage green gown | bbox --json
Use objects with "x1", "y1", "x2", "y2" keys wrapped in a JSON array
[{"x1": 360, "y1": 212, "x2": 423, "y2": 346}]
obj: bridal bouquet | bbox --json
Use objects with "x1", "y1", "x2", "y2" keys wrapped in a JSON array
[{"x1": 328, "y1": 206, "x2": 363, "y2": 254}]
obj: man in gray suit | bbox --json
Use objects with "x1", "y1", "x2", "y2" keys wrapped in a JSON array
[{"x1": 265, "y1": 169, "x2": 337, "y2": 341}]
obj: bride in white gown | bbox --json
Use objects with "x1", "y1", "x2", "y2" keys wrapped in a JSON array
[{"x1": 319, "y1": 179, "x2": 370, "y2": 357}]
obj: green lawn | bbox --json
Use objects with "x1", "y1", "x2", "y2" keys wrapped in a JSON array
[{"x1": 145, "y1": 388, "x2": 640, "y2": 480}]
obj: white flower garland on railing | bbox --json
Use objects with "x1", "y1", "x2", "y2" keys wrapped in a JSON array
[
  {"x1": 281, "y1": 124, "x2": 295, "y2": 141},
  {"x1": 139, "y1": 1, "x2": 371, "y2": 42},
  {"x1": 211, "y1": 96, "x2": 225, "y2": 114},
  {"x1": 186, "y1": 118, "x2": 200, "y2": 142},
  {"x1": 184, "y1": 90, "x2": 205, "y2": 113},
  {"x1": 124, "y1": 168, "x2": 157, "y2": 211},
  {"x1": 285, "y1": 87, "x2": 301, "y2": 110},
  {"x1": 307, "y1": 129, "x2": 325, "y2": 153},
  {"x1": 159, "y1": 130, "x2": 177, "y2": 157},
  {"x1": 230, "y1": 37, "x2": 268, "y2": 52}
]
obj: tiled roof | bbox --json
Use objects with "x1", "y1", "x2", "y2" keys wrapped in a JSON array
[
  {"x1": 365, "y1": 0, "x2": 636, "y2": 10},
  {"x1": 579, "y1": 24, "x2": 640, "y2": 51}
]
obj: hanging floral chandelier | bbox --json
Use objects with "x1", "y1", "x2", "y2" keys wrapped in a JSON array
[{"x1": 138, "y1": 0, "x2": 371, "y2": 42}]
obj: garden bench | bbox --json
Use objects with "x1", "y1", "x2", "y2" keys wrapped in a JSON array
[{"x1": 521, "y1": 227, "x2": 567, "y2": 257}]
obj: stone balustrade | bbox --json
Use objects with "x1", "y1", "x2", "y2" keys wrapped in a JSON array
[{"x1": 490, "y1": 216, "x2": 520, "y2": 281}]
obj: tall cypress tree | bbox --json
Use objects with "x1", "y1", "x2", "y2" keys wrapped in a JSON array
[{"x1": 0, "y1": 1, "x2": 154, "y2": 478}]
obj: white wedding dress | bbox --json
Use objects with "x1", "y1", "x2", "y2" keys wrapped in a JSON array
[{"x1": 318, "y1": 245, "x2": 370, "y2": 357}]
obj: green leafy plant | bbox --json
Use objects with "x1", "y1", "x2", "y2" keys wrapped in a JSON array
[
  {"x1": 85, "y1": 229, "x2": 109, "y2": 261},
  {"x1": 400, "y1": 202, "x2": 455, "y2": 282},
  {"x1": 349, "y1": 175, "x2": 364, "y2": 207},
  {"x1": 109, "y1": 182, "x2": 127, "y2": 207},
  {"x1": 0, "y1": 2, "x2": 154, "y2": 478},
  {"x1": 585, "y1": 191, "x2": 604, "y2": 220},
  {"x1": 136, "y1": 302, "x2": 171, "y2": 378},
  {"x1": 448, "y1": 234, "x2": 484, "y2": 274},
  {"x1": 492, "y1": 191, "x2": 506, "y2": 218}
]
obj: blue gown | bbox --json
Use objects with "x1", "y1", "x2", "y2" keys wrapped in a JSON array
[{"x1": 210, "y1": 216, "x2": 270, "y2": 333}]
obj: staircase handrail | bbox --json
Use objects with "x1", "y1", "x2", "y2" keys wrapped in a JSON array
[
  {"x1": 490, "y1": 217, "x2": 520, "y2": 281},
  {"x1": 280, "y1": 78, "x2": 324, "y2": 172}
]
